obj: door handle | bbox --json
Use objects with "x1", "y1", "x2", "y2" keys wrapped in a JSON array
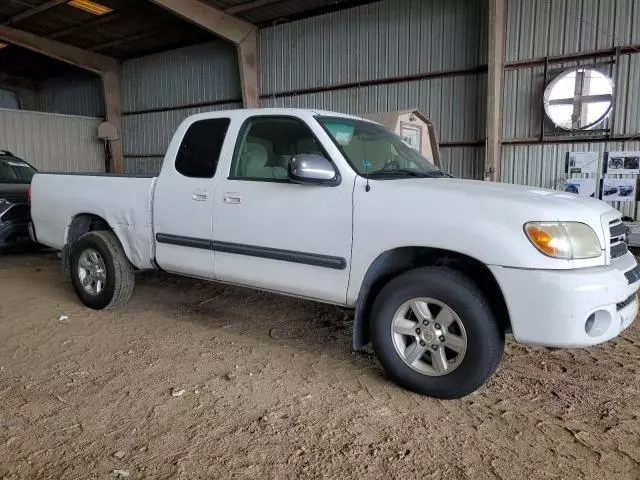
[
  {"x1": 192, "y1": 190, "x2": 209, "y2": 201},
  {"x1": 223, "y1": 193, "x2": 241, "y2": 204}
]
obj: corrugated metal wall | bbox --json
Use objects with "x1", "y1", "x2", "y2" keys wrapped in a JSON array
[
  {"x1": 123, "y1": 101, "x2": 242, "y2": 157},
  {"x1": 262, "y1": 73, "x2": 487, "y2": 144},
  {"x1": 122, "y1": 101, "x2": 243, "y2": 174},
  {"x1": 35, "y1": 75, "x2": 104, "y2": 117},
  {"x1": 503, "y1": 0, "x2": 640, "y2": 140},
  {"x1": 120, "y1": 0, "x2": 487, "y2": 176},
  {"x1": 260, "y1": 0, "x2": 488, "y2": 178},
  {"x1": 121, "y1": 41, "x2": 242, "y2": 173},
  {"x1": 502, "y1": 0, "x2": 640, "y2": 217},
  {"x1": 502, "y1": 141, "x2": 640, "y2": 217},
  {"x1": 505, "y1": 0, "x2": 640, "y2": 62},
  {"x1": 502, "y1": 141, "x2": 640, "y2": 188},
  {"x1": 260, "y1": 0, "x2": 487, "y2": 95},
  {"x1": 117, "y1": 0, "x2": 638, "y2": 192},
  {"x1": 502, "y1": 54, "x2": 640, "y2": 140},
  {"x1": 615, "y1": 52, "x2": 640, "y2": 135},
  {"x1": 0, "y1": 108, "x2": 104, "y2": 172},
  {"x1": 121, "y1": 41, "x2": 240, "y2": 112},
  {"x1": 441, "y1": 146, "x2": 486, "y2": 179}
]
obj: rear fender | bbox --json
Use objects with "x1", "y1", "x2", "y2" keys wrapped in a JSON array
[{"x1": 62, "y1": 214, "x2": 140, "y2": 273}]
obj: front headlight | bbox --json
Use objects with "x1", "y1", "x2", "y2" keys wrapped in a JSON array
[{"x1": 524, "y1": 222, "x2": 602, "y2": 259}]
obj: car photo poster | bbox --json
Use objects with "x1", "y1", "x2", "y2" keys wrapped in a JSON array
[
  {"x1": 562, "y1": 178, "x2": 597, "y2": 197},
  {"x1": 602, "y1": 177, "x2": 637, "y2": 202},
  {"x1": 566, "y1": 152, "x2": 599, "y2": 174},
  {"x1": 606, "y1": 152, "x2": 640, "y2": 174}
]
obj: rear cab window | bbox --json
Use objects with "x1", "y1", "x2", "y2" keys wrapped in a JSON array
[{"x1": 175, "y1": 118, "x2": 231, "y2": 178}]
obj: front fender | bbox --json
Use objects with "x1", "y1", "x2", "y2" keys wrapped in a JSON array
[{"x1": 350, "y1": 246, "x2": 511, "y2": 350}]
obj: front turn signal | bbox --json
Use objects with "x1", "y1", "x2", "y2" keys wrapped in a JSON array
[
  {"x1": 524, "y1": 222, "x2": 572, "y2": 259},
  {"x1": 524, "y1": 222, "x2": 601, "y2": 260}
]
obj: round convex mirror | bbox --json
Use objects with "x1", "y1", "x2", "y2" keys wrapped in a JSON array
[{"x1": 543, "y1": 68, "x2": 613, "y2": 131}]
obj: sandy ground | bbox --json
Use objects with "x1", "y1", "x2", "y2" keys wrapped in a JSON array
[{"x1": 0, "y1": 252, "x2": 639, "y2": 479}]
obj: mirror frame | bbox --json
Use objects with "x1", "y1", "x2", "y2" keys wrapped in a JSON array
[{"x1": 288, "y1": 154, "x2": 341, "y2": 186}]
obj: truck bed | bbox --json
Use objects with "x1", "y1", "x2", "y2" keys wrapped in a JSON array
[{"x1": 30, "y1": 173, "x2": 157, "y2": 269}]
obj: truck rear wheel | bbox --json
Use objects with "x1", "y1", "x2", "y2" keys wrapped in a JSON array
[
  {"x1": 370, "y1": 267, "x2": 504, "y2": 398},
  {"x1": 70, "y1": 231, "x2": 135, "y2": 310}
]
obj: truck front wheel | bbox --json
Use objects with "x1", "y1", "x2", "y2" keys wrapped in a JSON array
[
  {"x1": 70, "y1": 231, "x2": 135, "y2": 310},
  {"x1": 371, "y1": 267, "x2": 504, "y2": 398}
]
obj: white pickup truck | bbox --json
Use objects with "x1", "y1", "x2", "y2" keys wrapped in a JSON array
[{"x1": 30, "y1": 108, "x2": 640, "y2": 398}]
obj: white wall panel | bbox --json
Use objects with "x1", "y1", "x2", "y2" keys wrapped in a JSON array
[{"x1": 0, "y1": 108, "x2": 103, "y2": 172}]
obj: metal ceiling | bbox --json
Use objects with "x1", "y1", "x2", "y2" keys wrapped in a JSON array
[{"x1": 0, "y1": 0, "x2": 375, "y2": 79}]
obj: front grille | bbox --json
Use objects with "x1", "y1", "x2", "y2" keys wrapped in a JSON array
[
  {"x1": 610, "y1": 220, "x2": 627, "y2": 238},
  {"x1": 609, "y1": 219, "x2": 629, "y2": 260},
  {"x1": 624, "y1": 264, "x2": 640, "y2": 284},
  {"x1": 617, "y1": 292, "x2": 637, "y2": 311},
  {"x1": 611, "y1": 241, "x2": 629, "y2": 259}
]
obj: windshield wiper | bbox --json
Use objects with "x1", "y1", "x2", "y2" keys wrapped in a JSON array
[
  {"x1": 423, "y1": 170, "x2": 453, "y2": 178},
  {"x1": 368, "y1": 169, "x2": 450, "y2": 178}
]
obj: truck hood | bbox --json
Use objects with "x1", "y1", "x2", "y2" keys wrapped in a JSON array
[
  {"x1": 424, "y1": 178, "x2": 613, "y2": 219},
  {"x1": 353, "y1": 177, "x2": 620, "y2": 270}
]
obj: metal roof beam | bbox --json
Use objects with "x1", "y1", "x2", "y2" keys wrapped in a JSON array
[
  {"x1": 2, "y1": 0, "x2": 68, "y2": 26},
  {"x1": 149, "y1": 0, "x2": 259, "y2": 108},
  {"x1": 149, "y1": 0, "x2": 254, "y2": 45},
  {"x1": 0, "y1": 25, "x2": 118, "y2": 72},
  {"x1": 224, "y1": 0, "x2": 287, "y2": 15}
]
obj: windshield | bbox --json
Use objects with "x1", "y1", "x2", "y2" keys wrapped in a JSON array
[
  {"x1": 318, "y1": 116, "x2": 443, "y2": 177},
  {"x1": 0, "y1": 156, "x2": 37, "y2": 183}
]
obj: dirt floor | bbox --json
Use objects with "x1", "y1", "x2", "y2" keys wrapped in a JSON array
[{"x1": 0, "y1": 252, "x2": 639, "y2": 479}]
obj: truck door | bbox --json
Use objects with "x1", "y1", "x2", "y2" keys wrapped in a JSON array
[
  {"x1": 153, "y1": 117, "x2": 230, "y2": 278},
  {"x1": 211, "y1": 115, "x2": 354, "y2": 304}
]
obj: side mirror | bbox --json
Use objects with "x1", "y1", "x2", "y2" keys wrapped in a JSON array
[{"x1": 288, "y1": 154, "x2": 340, "y2": 186}]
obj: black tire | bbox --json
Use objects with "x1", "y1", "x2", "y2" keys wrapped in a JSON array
[
  {"x1": 370, "y1": 267, "x2": 504, "y2": 399},
  {"x1": 70, "y1": 231, "x2": 135, "y2": 310}
]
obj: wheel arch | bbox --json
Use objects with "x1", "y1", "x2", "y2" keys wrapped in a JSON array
[
  {"x1": 62, "y1": 213, "x2": 121, "y2": 273},
  {"x1": 352, "y1": 246, "x2": 511, "y2": 350}
]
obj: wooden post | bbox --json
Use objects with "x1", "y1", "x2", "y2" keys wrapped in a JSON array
[
  {"x1": 237, "y1": 30, "x2": 260, "y2": 108},
  {"x1": 101, "y1": 70, "x2": 124, "y2": 173},
  {"x1": 485, "y1": 0, "x2": 507, "y2": 182}
]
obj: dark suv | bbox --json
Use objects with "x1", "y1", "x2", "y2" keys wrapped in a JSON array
[{"x1": 0, "y1": 151, "x2": 38, "y2": 251}]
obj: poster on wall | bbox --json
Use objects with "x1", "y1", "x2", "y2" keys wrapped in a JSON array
[
  {"x1": 563, "y1": 178, "x2": 597, "y2": 197},
  {"x1": 566, "y1": 152, "x2": 599, "y2": 174},
  {"x1": 601, "y1": 177, "x2": 637, "y2": 202},
  {"x1": 606, "y1": 152, "x2": 640, "y2": 174}
]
